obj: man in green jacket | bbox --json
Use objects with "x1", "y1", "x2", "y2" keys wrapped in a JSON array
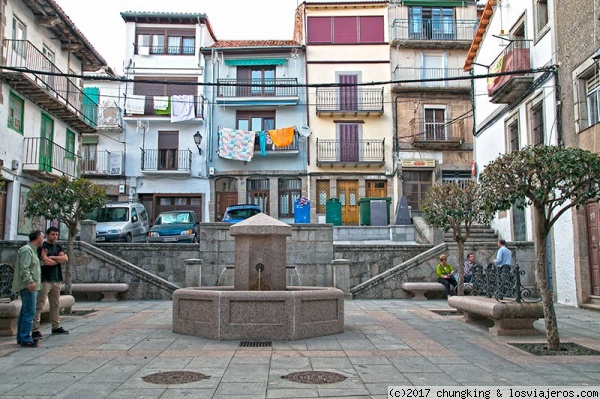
[{"x1": 12, "y1": 230, "x2": 44, "y2": 347}]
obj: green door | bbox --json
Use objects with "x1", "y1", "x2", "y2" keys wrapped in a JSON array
[
  {"x1": 83, "y1": 87, "x2": 99, "y2": 125},
  {"x1": 40, "y1": 113, "x2": 54, "y2": 172}
]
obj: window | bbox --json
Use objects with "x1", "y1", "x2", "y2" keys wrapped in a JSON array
[
  {"x1": 442, "y1": 171, "x2": 471, "y2": 188},
  {"x1": 133, "y1": 76, "x2": 198, "y2": 115},
  {"x1": 278, "y1": 179, "x2": 301, "y2": 218},
  {"x1": 402, "y1": 170, "x2": 432, "y2": 212},
  {"x1": 410, "y1": 7, "x2": 454, "y2": 40},
  {"x1": 316, "y1": 180, "x2": 330, "y2": 214},
  {"x1": 530, "y1": 101, "x2": 544, "y2": 146},
  {"x1": 136, "y1": 29, "x2": 195, "y2": 55},
  {"x1": 12, "y1": 16, "x2": 26, "y2": 55},
  {"x1": 424, "y1": 107, "x2": 445, "y2": 140},
  {"x1": 158, "y1": 131, "x2": 178, "y2": 170},
  {"x1": 307, "y1": 16, "x2": 384, "y2": 44},
  {"x1": 534, "y1": 0, "x2": 548, "y2": 33},
  {"x1": 508, "y1": 119, "x2": 520, "y2": 153},
  {"x1": 338, "y1": 123, "x2": 359, "y2": 162},
  {"x1": 247, "y1": 179, "x2": 270, "y2": 214},
  {"x1": 65, "y1": 130, "x2": 75, "y2": 160},
  {"x1": 586, "y1": 71, "x2": 600, "y2": 126},
  {"x1": 236, "y1": 111, "x2": 276, "y2": 151},
  {"x1": 236, "y1": 66, "x2": 276, "y2": 96},
  {"x1": 8, "y1": 92, "x2": 24, "y2": 133},
  {"x1": 82, "y1": 143, "x2": 97, "y2": 172}
]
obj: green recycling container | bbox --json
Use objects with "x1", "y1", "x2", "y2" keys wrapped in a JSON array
[
  {"x1": 359, "y1": 197, "x2": 392, "y2": 226},
  {"x1": 325, "y1": 198, "x2": 342, "y2": 226}
]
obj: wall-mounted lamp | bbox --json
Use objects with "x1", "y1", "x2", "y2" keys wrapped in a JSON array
[
  {"x1": 593, "y1": 48, "x2": 600, "y2": 68},
  {"x1": 193, "y1": 131, "x2": 203, "y2": 155}
]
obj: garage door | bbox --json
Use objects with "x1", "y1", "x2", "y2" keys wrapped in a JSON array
[{"x1": 152, "y1": 195, "x2": 203, "y2": 221}]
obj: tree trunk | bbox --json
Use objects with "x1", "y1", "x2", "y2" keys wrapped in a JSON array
[
  {"x1": 532, "y1": 205, "x2": 560, "y2": 350},
  {"x1": 456, "y1": 239, "x2": 465, "y2": 295},
  {"x1": 65, "y1": 225, "x2": 77, "y2": 297}
]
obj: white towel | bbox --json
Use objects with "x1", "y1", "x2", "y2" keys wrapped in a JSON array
[
  {"x1": 171, "y1": 95, "x2": 195, "y2": 123},
  {"x1": 153, "y1": 96, "x2": 169, "y2": 111},
  {"x1": 125, "y1": 94, "x2": 145, "y2": 114},
  {"x1": 138, "y1": 46, "x2": 150, "y2": 56}
]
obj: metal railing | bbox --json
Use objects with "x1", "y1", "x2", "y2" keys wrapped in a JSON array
[
  {"x1": 487, "y1": 40, "x2": 532, "y2": 95},
  {"x1": 316, "y1": 139, "x2": 385, "y2": 164},
  {"x1": 0, "y1": 263, "x2": 16, "y2": 300},
  {"x1": 127, "y1": 95, "x2": 204, "y2": 118},
  {"x1": 23, "y1": 137, "x2": 79, "y2": 178},
  {"x1": 81, "y1": 150, "x2": 123, "y2": 175},
  {"x1": 141, "y1": 149, "x2": 192, "y2": 172},
  {"x1": 3, "y1": 40, "x2": 98, "y2": 126},
  {"x1": 469, "y1": 264, "x2": 538, "y2": 303},
  {"x1": 96, "y1": 101, "x2": 122, "y2": 128},
  {"x1": 410, "y1": 118, "x2": 466, "y2": 142},
  {"x1": 316, "y1": 88, "x2": 384, "y2": 113},
  {"x1": 393, "y1": 67, "x2": 471, "y2": 88},
  {"x1": 391, "y1": 19, "x2": 477, "y2": 41},
  {"x1": 217, "y1": 78, "x2": 299, "y2": 97},
  {"x1": 135, "y1": 44, "x2": 195, "y2": 55}
]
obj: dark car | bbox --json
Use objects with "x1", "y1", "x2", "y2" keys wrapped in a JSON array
[
  {"x1": 146, "y1": 210, "x2": 200, "y2": 243},
  {"x1": 222, "y1": 204, "x2": 262, "y2": 223}
]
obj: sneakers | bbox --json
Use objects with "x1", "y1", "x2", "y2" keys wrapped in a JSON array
[
  {"x1": 21, "y1": 340, "x2": 39, "y2": 348},
  {"x1": 32, "y1": 331, "x2": 44, "y2": 340},
  {"x1": 52, "y1": 327, "x2": 69, "y2": 335}
]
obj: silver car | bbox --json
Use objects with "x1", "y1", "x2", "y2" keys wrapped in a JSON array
[{"x1": 89, "y1": 202, "x2": 150, "y2": 242}]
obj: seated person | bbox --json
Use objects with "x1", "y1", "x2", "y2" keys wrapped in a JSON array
[
  {"x1": 462, "y1": 253, "x2": 477, "y2": 283},
  {"x1": 436, "y1": 254, "x2": 457, "y2": 296}
]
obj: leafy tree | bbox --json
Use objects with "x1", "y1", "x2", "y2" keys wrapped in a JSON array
[
  {"x1": 24, "y1": 176, "x2": 107, "y2": 293},
  {"x1": 479, "y1": 145, "x2": 600, "y2": 351},
  {"x1": 421, "y1": 180, "x2": 493, "y2": 295}
]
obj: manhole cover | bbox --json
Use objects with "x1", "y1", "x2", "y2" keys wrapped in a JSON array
[
  {"x1": 430, "y1": 309, "x2": 463, "y2": 316},
  {"x1": 509, "y1": 342, "x2": 600, "y2": 356},
  {"x1": 282, "y1": 371, "x2": 346, "y2": 384},
  {"x1": 239, "y1": 341, "x2": 272, "y2": 348},
  {"x1": 142, "y1": 371, "x2": 209, "y2": 385}
]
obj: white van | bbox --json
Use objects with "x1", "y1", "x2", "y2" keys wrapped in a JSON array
[{"x1": 88, "y1": 202, "x2": 150, "y2": 242}]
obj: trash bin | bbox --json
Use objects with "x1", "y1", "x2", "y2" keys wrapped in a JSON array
[
  {"x1": 359, "y1": 197, "x2": 392, "y2": 226},
  {"x1": 325, "y1": 198, "x2": 342, "y2": 226},
  {"x1": 293, "y1": 197, "x2": 310, "y2": 223}
]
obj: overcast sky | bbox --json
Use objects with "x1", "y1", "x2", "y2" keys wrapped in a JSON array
[{"x1": 54, "y1": 0, "x2": 300, "y2": 73}]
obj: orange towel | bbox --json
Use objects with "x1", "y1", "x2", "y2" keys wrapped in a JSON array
[{"x1": 267, "y1": 127, "x2": 295, "y2": 148}]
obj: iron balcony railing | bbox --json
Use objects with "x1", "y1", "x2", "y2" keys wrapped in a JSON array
[
  {"x1": 81, "y1": 150, "x2": 124, "y2": 175},
  {"x1": 393, "y1": 67, "x2": 471, "y2": 88},
  {"x1": 141, "y1": 149, "x2": 192, "y2": 172},
  {"x1": 93, "y1": 101, "x2": 123, "y2": 129},
  {"x1": 391, "y1": 19, "x2": 478, "y2": 41},
  {"x1": 410, "y1": 117, "x2": 466, "y2": 143},
  {"x1": 3, "y1": 40, "x2": 98, "y2": 126},
  {"x1": 126, "y1": 95, "x2": 204, "y2": 118},
  {"x1": 487, "y1": 40, "x2": 532, "y2": 96},
  {"x1": 316, "y1": 139, "x2": 385, "y2": 164},
  {"x1": 316, "y1": 88, "x2": 384, "y2": 114},
  {"x1": 217, "y1": 78, "x2": 299, "y2": 98},
  {"x1": 23, "y1": 137, "x2": 79, "y2": 178},
  {"x1": 134, "y1": 44, "x2": 196, "y2": 56}
]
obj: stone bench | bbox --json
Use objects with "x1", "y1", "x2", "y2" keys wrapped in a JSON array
[
  {"x1": 448, "y1": 296, "x2": 544, "y2": 336},
  {"x1": 71, "y1": 283, "x2": 129, "y2": 301},
  {"x1": 401, "y1": 282, "x2": 445, "y2": 300},
  {"x1": 0, "y1": 294, "x2": 75, "y2": 336}
]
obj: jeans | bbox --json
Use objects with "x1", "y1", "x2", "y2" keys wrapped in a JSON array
[
  {"x1": 17, "y1": 288, "x2": 38, "y2": 345},
  {"x1": 33, "y1": 281, "x2": 62, "y2": 331},
  {"x1": 437, "y1": 277, "x2": 457, "y2": 295}
]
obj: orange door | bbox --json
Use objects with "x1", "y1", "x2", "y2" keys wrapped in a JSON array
[{"x1": 337, "y1": 180, "x2": 358, "y2": 226}]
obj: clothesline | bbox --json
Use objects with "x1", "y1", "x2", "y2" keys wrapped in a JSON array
[
  {"x1": 125, "y1": 94, "x2": 198, "y2": 122},
  {"x1": 217, "y1": 126, "x2": 296, "y2": 162}
]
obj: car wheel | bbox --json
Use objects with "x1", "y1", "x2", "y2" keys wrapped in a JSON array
[{"x1": 126, "y1": 234, "x2": 133, "y2": 243}]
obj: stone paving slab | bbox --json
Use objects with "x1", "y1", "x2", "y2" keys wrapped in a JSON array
[{"x1": 1, "y1": 299, "x2": 600, "y2": 398}]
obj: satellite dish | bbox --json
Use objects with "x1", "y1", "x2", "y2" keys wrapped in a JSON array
[{"x1": 299, "y1": 124, "x2": 311, "y2": 137}]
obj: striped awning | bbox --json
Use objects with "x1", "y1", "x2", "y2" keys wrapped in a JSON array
[{"x1": 224, "y1": 58, "x2": 286, "y2": 66}]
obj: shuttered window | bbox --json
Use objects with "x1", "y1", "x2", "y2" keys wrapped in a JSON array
[
  {"x1": 359, "y1": 16, "x2": 384, "y2": 43},
  {"x1": 307, "y1": 17, "x2": 332, "y2": 43},
  {"x1": 133, "y1": 76, "x2": 197, "y2": 114},
  {"x1": 587, "y1": 72, "x2": 600, "y2": 126},
  {"x1": 307, "y1": 16, "x2": 384, "y2": 44},
  {"x1": 333, "y1": 17, "x2": 357, "y2": 43}
]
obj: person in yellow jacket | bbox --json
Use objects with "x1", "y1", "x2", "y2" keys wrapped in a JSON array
[
  {"x1": 12, "y1": 230, "x2": 44, "y2": 347},
  {"x1": 436, "y1": 254, "x2": 457, "y2": 296}
]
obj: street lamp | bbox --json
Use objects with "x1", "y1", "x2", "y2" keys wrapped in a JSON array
[
  {"x1": 193, "y1": 131, "x2": 203, "y2": 155},
  {"x1": 593, "y1": 48, "x2": 600, "y2": 68}
]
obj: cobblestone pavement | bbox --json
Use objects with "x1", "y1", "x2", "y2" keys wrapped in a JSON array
[{"x1": 1, "y1": 299, "x2": 599, "y2": 398}]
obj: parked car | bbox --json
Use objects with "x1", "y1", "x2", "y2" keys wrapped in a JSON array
[
  {"x1": 88, "y1": 202, "x2": 150, "y2": 242},
  {"x1": 146, "y1": 210, "x2": 200, "y2": 243},
  {"x1": 221, "y1": 204, "x2": 262, "y2": 223}
]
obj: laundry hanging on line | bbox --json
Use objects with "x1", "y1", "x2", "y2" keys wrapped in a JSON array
[
  {"x1": 218, "y1": 127, "x2": 256, "y2": 162},
  {"x1": 171, "y1": 95, "x2": 195, "y2": 122},
  {"x1": 125, "y1": 94, "x2": 145, "y2": 114},
  {"x1": 267, "y1": 126, "x2": 295, "y2": 148}
]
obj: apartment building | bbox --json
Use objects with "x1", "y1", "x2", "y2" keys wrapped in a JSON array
[{"x1": 0, "y1": 0, "x2": 106, "y2": 239}]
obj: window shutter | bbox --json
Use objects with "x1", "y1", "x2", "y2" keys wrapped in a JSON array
[
  {"x1": 307, "y1": 17, "x2": 332, "y2": 43},
  {"x1": 359, "y1": 16, "x2": 384, "y2": 43},
  {"x1": 333, "y1": 17, "x2": 357, "y2": 44},
  {"x1": 158, "y1": 131, "x2": 179, "y2": 149}
]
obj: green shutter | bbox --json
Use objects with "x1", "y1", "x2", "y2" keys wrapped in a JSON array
[{"x1": 83, "y1": 87, "x2": 100, "y2": 126}]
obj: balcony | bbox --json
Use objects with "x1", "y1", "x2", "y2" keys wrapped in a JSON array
[
  {"x1": 134, "y1": 44, "x2": 195, "y2": 56},
  {"x1": 81, "y1": 150, "x2": 124, "y2": 176},
  {"x1": 316, "y1": 88, "x2": 384, "y2": 117},
  {"x1": 392, "y1": 67, "x2": 471, "y2": 92},
  {"x1": 124, "y1": 95, "x2": 204, "y2": 119},
  {"x1": 316, "y1": 139, "x2": 385, "y2": 167},
  {"x1": 141, "y1": 149, "x2": 192, "y2": 175},
  {"x1": 409, "y1": 118, "x2": 466, "y2": 149},
  {"x1": 391, "y1": 19, "x2": 477, "y2": 48},
  {"x1": 2, "y1": 40, "x2": 97, "y2": 133},
  {"x1": 89, "y1": 101, "x2": 122, "y2": 131},
  {"x1": 23, "y1": 137, "x2": 79, "y2": 178},
  {"x1": 216, "y1": 78, "x2": 299, "y2": 106},
  {"x1": 487, "y1": 40, "x2": 533, "y2": 104}
]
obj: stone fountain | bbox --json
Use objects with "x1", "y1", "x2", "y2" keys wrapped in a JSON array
[{"x1": 172, "y1": 213, "x2": 345, "y2": 341}]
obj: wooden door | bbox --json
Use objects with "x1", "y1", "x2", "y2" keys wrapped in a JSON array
[
  {"x1": 339, "y1": 74, "x2": 358, "y2": 110},
  {"x1": 424, "y1": 108, "x2": 445, "y2": 140},
  {"x1": 585, "y1": 201, "x2": 600, "y2": 296},
  {"x1": 40, "y1": 113, "x2": 54, "y2": 172},
  {"x1": 0, "y1": 190, "x2": 6, "y2": 239},
  {"x1": 337, "y1": 180, "x2": 358, "y2": 225},
  {"x1": 366, "y1": 180, "x2": 387, "y2": 197},
  {"x1": 339, "y1": 123, "x2": 359, "y2": 162}
]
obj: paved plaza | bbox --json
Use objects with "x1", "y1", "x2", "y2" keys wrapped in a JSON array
[{"x1": 1, "y1": 299, "x2": 599, "y2": 398}]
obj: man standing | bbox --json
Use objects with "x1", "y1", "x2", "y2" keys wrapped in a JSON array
[
  {"x1": 32, "y1": 226, "x2": 69, "y2": 340},
  {"x1": 12, "y1": 230, "x2": 44, "y2": 347},
  {"x1": 495, "y1": 239, "x2": 512, "y2": 271}
]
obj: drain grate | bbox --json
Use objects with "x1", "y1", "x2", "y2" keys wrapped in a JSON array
[
  {"x1": 239, "y1": 341, "x2": 272, "y2": 348},
  {"x1": 430, "y1": 309, "x2": 463, "y2": 316},
  {"x1": 142, "y1": 371, "x2": 209, "y2": 385},
  {"x1": 282, "y1": 371, "x2": 346, "y2": 384}
]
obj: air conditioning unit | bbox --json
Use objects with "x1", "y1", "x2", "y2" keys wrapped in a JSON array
[
  {"x1": 208, "y1": 167, "x2": 215, "y2": 176},
  {"x1": 11, "y1": 160, "x2": 19, "y2": 170}
]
